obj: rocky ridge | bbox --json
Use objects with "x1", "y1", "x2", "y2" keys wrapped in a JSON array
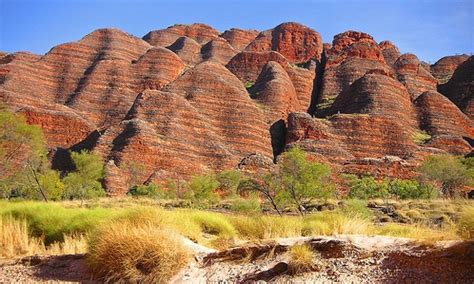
[{"x1": 0, "y1": 22, "x2": 472, "y2": 195}]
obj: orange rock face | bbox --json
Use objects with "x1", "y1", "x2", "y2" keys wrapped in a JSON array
[
  {"x1": 143, "y1": 23, "x2": 220, "y2": 46},
  {"x1": 378, "y1": 41, "x2": 401, "y2": 66},
  {"x1": 317, "y1": 31, "x2": 390, "y2": 113},
  {"x1": 221, "y1": 28, "x2": 259, "y2": 51},
  {"x1": 430, "y1": 55, "x2": 469, "y2": 84},
  {"x1": 394, "y1": 53, "x2": 437, "y2": 99},
  {"x1": 438, "y1": 56, "x2": 474, "y2": 119},
  {"x1": 1, "y1": 23, "x2": 472, "y2": 195},
  {"x1": 245, "y1": 22, "x2": 323, "y2": 63}
]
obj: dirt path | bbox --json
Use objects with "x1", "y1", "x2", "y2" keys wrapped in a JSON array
[{"x1": 1, "y1": 236, "x2": 473, "y2": 283}]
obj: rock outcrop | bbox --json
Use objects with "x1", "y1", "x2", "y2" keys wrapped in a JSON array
[
  {"x1": 0, "y1": 22, "x2": 472, "y2": 195},
  {"x1": 438, "y1": 56, "x2": 474, "y2": 119},
  {"x1": 430, "y1": 55, "x2": 469, "y2": 84},
  {"x1": 221, "y1": 28, "x2": 259, "y2": 51},
  {"x1": 143, "y1": 23, "x2": 220, "y2": 46},
  {"x1": 316, "y1": 31, "x2": 390, "y2": 114},
  {"x1": 245, "y1": 22, "x2": 323, "y2": 63},
  {"x1": 394, "y1": 53, "x2": 437, "y2": 99}
]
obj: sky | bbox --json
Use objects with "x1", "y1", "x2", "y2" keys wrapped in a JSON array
[{"x1": 0, "y1": 0, "x2": 472, "y2": 63}]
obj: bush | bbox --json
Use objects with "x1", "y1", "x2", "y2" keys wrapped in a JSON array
[
  {"x1": 420, "y1": 155, "x2": 473, "y2": 197},
  {"x1": 275, "y1": 146, "x2": 334, "y2": 215},
  {"x1": 388, "y1": 179, "x2": 437, "y2": 199},
  {"x1": 88, "y1": 220, "x2": 191, "y2": 282},
  {"x1": 412, "y1": 131, "x2": 431, "y2": 145},
  {"x1": 345, "y1": 175, "x2": 389, "y2": 199},
  {"x1": 187, "y1": 174, "x2": 220, "y2": 202},
  {"x1": 216, "y1": 170, "x2": 242, "y2": 197},
  {"x1": 230, "y1": 196, "x2": 261, "y2": 214},
  {"x1": 128, "y1": 183, "x2": 176, "y2": 199},
  {"x1": 63, "y1": 150, "x2": 105, "y2": 201},
  {"x1": 39, "y1": 170, "x2": 65, "y2": 201},
  {"x1": 0, "y1": 107, "x2": 52, "y2": 201}
]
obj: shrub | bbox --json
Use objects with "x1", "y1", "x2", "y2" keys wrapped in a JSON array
[
  {"x1": 187, "y1": 174, "x2": 220, "y2": 202},
  {"x1": 275, "y1": 146, "x2": 334, "y2": 215},
  {"x1": 345, "y1": 175, "x2": 389, "y2": 199},
  {"x1": 128, "y1": 183, "x2": 176, "y2": 199},
  {"x1": 288, "y1": 244, "x2": 316, "y2": 274},
  {"x1": 412, "y1": 131, "x2": 431, "y2": 145},
  {"x1": 216, "y1": 170, "x2": 242, "y2": 196},
  {"x1": 230, "y1": 196, "x2": 261, "y2": 214},
  {"x1": 63, "y1": 150, "x2": 105, "y2": 201},
  {"x1": 87, "y1": 220, "x2": 191, "y2": 282},
  {"x1": 0, "y1": 107, "x2": 54, "y2": 201},
  {"x1": 39, "y1": 170, "x2": 65, "y2": 201},
  {"x1": 420, "y1": 155, "x2": 474, "y2": 197},
  {"x1": 388, "y1": 179, "x2": 438, "y2": 199},
  {"x1": 244, "y1": 81, "x2": 255, "y2": 90}
]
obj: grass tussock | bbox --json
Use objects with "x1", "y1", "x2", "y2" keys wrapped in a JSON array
[
  {"x1": 228, "y1": 215, "x2": 303, "y2": 240},
  {"x1": 377, "y1": 222, "x2": 459, "y2": 243},
  {"x1": 458, "y1": 206, "x2": 474, "y2": 239},
  {"x1": 87, "y1": 220, "x2": 191, "y2": 282},
  {"x1": 0, "y1": 216, "x2": 87, "y2": 258},
  {"x1": 288, "y1": 244, "x2": 316, "y2": 274},
  {"x1": 0, "y1": 201, "x2": 121, "y2": 245},
  {"x1": 1, "y1": 199, "x2": 472, "y2": 260},
  {"x1": 303, "y1": 212, "x2": 373, "y2": 236}
]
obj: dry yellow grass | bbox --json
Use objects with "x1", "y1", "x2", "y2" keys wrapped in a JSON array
[
  {"x1": 0, "y1": 216, "x2": 87, "y2": 258},
  {"x1": 87, "y1": 219, "x2": 191, "y2": 282},
  {"x1": 458, "y1": 206, "x2": 474, "y2": 239},
  {"x1": 288, "y1": 244, "x2": 316, "y2": 274},
  {"x1": 376, "y1": 222, "x2": 459, "y2": 243},
  {"x1": 0, "y1": 216, "x2": 43, "y2": 258}
]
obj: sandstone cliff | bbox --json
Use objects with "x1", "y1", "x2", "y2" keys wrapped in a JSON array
[{"x1": 1, "y1": 23, "x2": 472, "y2": 195}]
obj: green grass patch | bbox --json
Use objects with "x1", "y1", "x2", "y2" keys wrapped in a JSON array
[{"x1": 412, "y1": 130, "x2": 432, "y2": 145}]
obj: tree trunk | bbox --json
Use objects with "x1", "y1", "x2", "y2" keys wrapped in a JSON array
[
  {"x1": 27, "y1": 162, "x2": 48, "y2": 202},
  {"x1": 267, "y1": 194, "x2": 282, "y2": 216}
]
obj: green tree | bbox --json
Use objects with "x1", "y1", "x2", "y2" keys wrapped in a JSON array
[
  {"x1": 216, "y1": 170, "x2": 242, "y2": 196},
  {"x1": 187, "y1": 174, "x2": 220, "y2": 202},
  {"x1": 275, "y1": 147, "x2": 334, "y2": 216},
  {"x1": 388, "y1": 179, "x2": 437, "y2": 199},
  {"x1": 238, "y1": 172, "x2": 283, "y2": 216},
  {"x1": 0, "y1": 107, "x2": 50, "y2": 201},
  {"x1": 420, "y1": 155, "x2": 474, "y2": 197},
  {"x1": 345, "y1": 175, "x2": 389, "y2": 199},
  {"x1": 63, "y1": 150, "x2": 105, "y2": 204},
  {"x1": 38, "y1": 170, "x2": 65, "y2": 201}
]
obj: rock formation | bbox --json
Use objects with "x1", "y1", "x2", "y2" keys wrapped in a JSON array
[
  {"x1": 430, "y1": 55, "x2": 469, "y2": 84},
  {"x1": 438, "y1": 56, "x2": 474, "y2": 119},
  {"x1": 0, "y1": 22, "x2": 472, "y2": 195}
]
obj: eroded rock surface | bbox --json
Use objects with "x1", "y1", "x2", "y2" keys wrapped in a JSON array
[{"x1": 1, "y1": 23, "x2": 472, "y2": 194}]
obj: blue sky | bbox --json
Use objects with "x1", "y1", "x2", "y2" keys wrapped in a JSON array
[{"x1": 0, "y1": 0, "x2": 472, "y2": 63}]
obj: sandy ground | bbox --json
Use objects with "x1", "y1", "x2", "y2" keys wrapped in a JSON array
[{"x1": 1, "y1": 235, "x2": 473, "y2": 283}]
